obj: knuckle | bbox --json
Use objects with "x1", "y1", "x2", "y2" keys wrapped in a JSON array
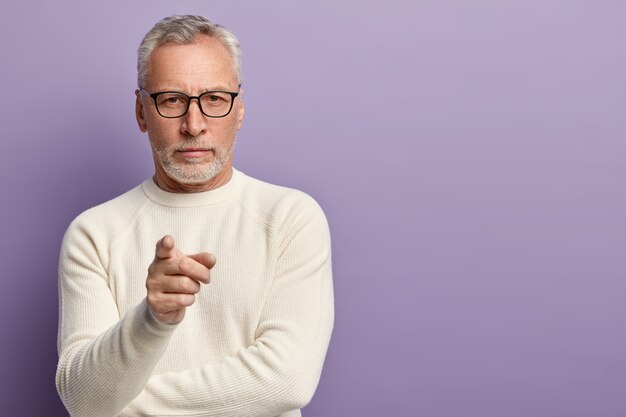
[
  {"x1": 180, "y1": 278, "x2": 199, "y2": 294},
  {"x1": 145, "y1": 276, "x2": 156, "y2": 290},
  {"x1": 184, "y1": 293, "x2": 196, "y2": 306},
  {"x1": 176, "y1": 278, "x2": 187, "y2": 293},
  {"x1": 174, "y1": 294, "x2": 184, "y2": 305},
  {"x1": 187, "y1": 279, "x2": 200, "y2": 294},
  {"x1": 146, "y1": 293, "x2": 158, "y2": 307},
  {"x1": 178, "y1": 257, "x2": 191, "y2": 272}
]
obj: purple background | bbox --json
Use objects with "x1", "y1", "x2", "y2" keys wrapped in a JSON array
[{"x1": 1, "y1": 1, "x2": 625, "y2": 416}]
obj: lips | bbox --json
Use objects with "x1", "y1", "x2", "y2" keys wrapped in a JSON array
[{"x1": 177, "y1": 148, "x2": 212, "y2": 158}]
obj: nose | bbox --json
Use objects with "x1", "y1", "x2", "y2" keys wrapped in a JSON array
[{"x1": 181, "y1": 98, "x2": 208, "y2": 137}]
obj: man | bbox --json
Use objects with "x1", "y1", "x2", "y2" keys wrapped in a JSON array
[{"x1": 56, "y1": 15, "x2": 333, "y2": 417}]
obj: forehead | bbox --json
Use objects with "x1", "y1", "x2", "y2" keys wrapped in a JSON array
[{"x1": 146, "y1": 35, "x2": 238, "y2": 90}]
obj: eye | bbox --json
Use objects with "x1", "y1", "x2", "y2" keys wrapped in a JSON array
[
  {"x1": 157, "y1": 93, "x2": 187, "y2": 106},
  {"x1": 201, "y1": 92, "x2": 230, "y2": 106},
  {"x1": 208, "y1": 94, "x2": 224, "y2": 102}
]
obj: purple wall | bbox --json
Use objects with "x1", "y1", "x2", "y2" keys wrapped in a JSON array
[{"x1": 1, "y1": 1, "x2": 625, "y2": 415}]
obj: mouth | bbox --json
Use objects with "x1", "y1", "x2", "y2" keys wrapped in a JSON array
[{"x1": 176, "y1": 148, "x2": 213, "y2": 158}]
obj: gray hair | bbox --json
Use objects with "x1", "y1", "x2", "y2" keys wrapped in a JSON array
[{"x1": 137, "y1": 15, "x2": 242, "y2": 88}]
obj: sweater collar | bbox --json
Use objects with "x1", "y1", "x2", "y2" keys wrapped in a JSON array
[{"x1": 141, "y1": 168, "x2": 240, "y2": 208}]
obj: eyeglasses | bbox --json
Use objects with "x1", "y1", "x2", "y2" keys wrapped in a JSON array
[{"x1": 140, "y1": 88, "x2": 239, "y2": 118}]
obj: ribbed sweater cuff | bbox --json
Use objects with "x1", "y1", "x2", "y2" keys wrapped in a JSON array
[{"x1": 131, "y1": 298, "x2": 178, "y2": 345}]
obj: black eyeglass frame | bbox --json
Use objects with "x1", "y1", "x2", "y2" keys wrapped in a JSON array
[{"x1": 140, "y1": 88, "x2": 240, "y2": 119}]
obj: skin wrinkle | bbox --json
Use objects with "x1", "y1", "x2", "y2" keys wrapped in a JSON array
[{"x1": 135, "y1": 34, "x2": 245, "y2": 193}]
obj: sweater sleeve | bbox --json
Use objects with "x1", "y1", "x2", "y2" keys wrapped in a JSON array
[
  {"x1": 56, "y1": 217, "x2": 177, "y2": 417},
  {"x1": 122, "y1": 197, "x2": 335, "y2": 417}
]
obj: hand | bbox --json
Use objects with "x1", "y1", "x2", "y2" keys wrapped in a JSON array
[{"x1": 146, "y1": 235, "x2": 216, "y2": 325}]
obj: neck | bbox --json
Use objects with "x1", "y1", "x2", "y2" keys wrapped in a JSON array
[{"x1": 153, "y1": 164, "x2": 233, "y2": 193}]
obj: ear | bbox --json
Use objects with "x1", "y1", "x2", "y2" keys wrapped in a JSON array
[
  {"x1": 135, "y1": 89, "x2": 148, "y2": 133},
  {"x1": 235, "y1": 88, "x2": 245, "y2": 131}
]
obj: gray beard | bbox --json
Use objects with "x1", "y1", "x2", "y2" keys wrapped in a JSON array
[{"x1": 152, "y1": 137, "x2": 235, "y2": 185}]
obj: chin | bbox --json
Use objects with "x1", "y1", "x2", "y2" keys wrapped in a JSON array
[{"x1": 163, "y1": 162, "x2": 225, "y2": 185}]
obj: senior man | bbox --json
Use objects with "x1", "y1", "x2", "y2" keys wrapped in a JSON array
[{"x1": 56, "y1": 15, "x2": 333, "y2": 417}]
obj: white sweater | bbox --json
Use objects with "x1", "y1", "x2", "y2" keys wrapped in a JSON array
[{"x1": 56, "y1": 169, "x2": 334, "y2": 417}]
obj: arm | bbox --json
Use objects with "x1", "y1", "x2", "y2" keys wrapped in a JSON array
[
  {"x1": 123, "y1": 198, "x2": 335, "y2": 416},
  {"x1": 56, "y1": 222, "x2": 213, "y2": 416},
  {"x1": 55, "y1": 220, "x2": 178, "y2": 417}
]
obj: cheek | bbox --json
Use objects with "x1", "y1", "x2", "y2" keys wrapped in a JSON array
[
  {"x1": 146, "y1": 119, "x2": 181, "y2": 147},
  {"x1": 223, "y1": 115, "x2": 242, "y2": 138},
  {"x1": 206, "y1": 120, "x2": 238, "y2": 145}
]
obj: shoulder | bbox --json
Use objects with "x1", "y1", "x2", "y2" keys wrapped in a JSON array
[
  {"x1": 59, "y1": 181, "x2": 152, "y2": 272},
  {"x1": 62, "y1": 181, "x2": 150, "y2": 245},
  {"x1": 234, "y1": 170, "x2": 331, "y2": 257},
  {"x1": 234, "y1": 170, "x2": 328, "y2": 227}
]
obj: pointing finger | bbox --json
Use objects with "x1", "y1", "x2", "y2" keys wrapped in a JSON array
[{"x1": 155, "y1": 235, "x2": 176, "y2": 260}]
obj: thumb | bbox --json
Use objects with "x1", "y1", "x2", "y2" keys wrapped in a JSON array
[{"x1": 188, "y1": 252, "x2": 216, "y2": 269}]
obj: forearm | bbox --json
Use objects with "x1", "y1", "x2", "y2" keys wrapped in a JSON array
[
  {"x1": 123, "y1": 307, "x2": 333, "y2": 417},
  {"x1": 56, "y1": 299, "x2": 176, "y2": 417},
  {"x1": 122, "y1": 238, "x2": 334, "y2": 417}
]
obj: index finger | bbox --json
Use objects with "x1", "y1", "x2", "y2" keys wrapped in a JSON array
[{"x1": 155, "y1": 235, "x2": 176, "y2": 260}]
